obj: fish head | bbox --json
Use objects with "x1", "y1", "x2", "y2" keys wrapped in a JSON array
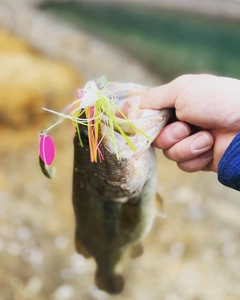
[{"x1": 74, "y1": 82, "x2": 171, "y2": 202}]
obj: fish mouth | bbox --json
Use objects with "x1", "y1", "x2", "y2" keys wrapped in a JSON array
[
  {"x1": 102, "y1": 109, "x2": 170, "y2": 157},
  {"x1": 104, "y1": 108, "x2": 170, "y2": 143},
  {"x1": 106, "y1": 81, "x2": 171, "y2": 137},
  {"x1": 113, "y1": 109, "x2": 170, "y2": 138},
  {"x1": 100, "y1": 82, "x2": 171, "y2": 156}
]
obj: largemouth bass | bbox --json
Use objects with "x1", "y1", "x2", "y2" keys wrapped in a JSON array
[{"x1": 71, "y1": 82, "x2": 171, "y2": 294}]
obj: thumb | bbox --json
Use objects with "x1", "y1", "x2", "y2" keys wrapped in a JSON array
[{"x1": 139, "y1": 82, "x2": 176, "y2": 110}]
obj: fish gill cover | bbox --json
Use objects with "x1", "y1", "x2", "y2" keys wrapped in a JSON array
[{"x1": 38, "y1": 78, "x2": 151, "y2": 176}]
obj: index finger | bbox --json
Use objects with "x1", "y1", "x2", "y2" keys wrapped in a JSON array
[{"x1": 140, "y1": 82, "x2": 175, "y2": 110}]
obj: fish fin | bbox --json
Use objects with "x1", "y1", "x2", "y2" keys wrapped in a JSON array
[
  {"x1": 155, "y1": 193, "x2": 167, "y2": 218},
  {"x1": 95, "y1": 272, "x2": 124, "y2": 295},
  {"x1": 75, "y1": 237, "x2": 92, "y2": 258},
  {"x1": 130, "y1": 243, "x2": 144, "y2": 258}
]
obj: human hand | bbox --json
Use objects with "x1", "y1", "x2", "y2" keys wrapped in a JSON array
[{"x1": 140, "y1": 74, "x2": 240, "y2": 172}]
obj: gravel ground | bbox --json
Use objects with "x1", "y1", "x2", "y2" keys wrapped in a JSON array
[{"x1": 1, "y1": 1, "x2": 240, "y2": 300}]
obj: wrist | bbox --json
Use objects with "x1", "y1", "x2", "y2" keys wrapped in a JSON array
[{"x1": 212, "y1": 132, "x2": 238, "y2": 172}]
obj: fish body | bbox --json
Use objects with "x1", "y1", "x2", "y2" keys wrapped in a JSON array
[{"x1": 72, "y1": 82, "x2": 171, "y2": 294}]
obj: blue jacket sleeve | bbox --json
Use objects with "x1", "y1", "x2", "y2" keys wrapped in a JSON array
[{"x1": 218, "y1": 132, "x2": 240, "y2": 191}]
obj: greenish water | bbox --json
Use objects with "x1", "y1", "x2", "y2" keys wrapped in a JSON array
[{"x1": 39, "y1": 1, "x2": 240, "y2": 81}]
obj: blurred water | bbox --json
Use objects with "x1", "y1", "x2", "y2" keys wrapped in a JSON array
[{"x1": 39, "y1": 0, "x2": 240, "y2": 81}]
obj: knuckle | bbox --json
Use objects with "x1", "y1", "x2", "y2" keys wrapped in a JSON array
[
  {"x1": 163, "y1": 147, "x2": 184, "y2": 162},
  {"x1": 172, "y1": 74, "x2": 192, "y2": 89},
  {"x1": 177, "y1": 155, "x2": 211, "y2": 173},
  {"x1": 177, "y1": 160, "x2": 199, "y2": 173}
]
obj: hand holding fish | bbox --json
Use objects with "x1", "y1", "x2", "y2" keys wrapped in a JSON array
[{"x1": 140, "y1": 74, "x2": 240, "y2": 174}]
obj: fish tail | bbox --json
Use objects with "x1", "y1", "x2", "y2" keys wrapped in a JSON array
[{"x1": 95, "y1": 269, "x2": 124, "y2": 295}]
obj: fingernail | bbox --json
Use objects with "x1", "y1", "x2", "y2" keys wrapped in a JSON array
[
  {"x1": 168, "y1": 124, "x2": 189, "y2": 141},
  {"x1": 191, "y1": 133, "x2": 211, "y2": 152}
]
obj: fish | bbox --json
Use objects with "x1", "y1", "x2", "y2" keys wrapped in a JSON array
[{"x1": 71, "y1": 82, "x2": 171, "y2": 294}]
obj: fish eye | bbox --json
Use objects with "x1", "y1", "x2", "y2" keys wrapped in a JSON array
[{"x1": 80, "y1": 128, "x2": 89, "y2": 145}]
